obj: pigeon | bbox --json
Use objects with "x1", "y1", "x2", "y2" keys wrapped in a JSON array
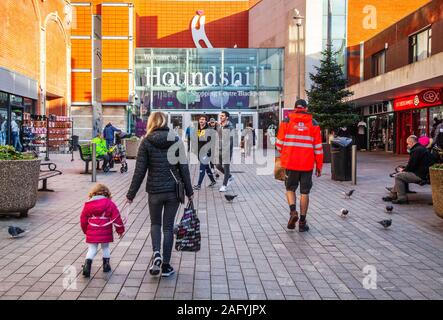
[
  {"x1": 340, "y1": 208, "x2": 349, "y2": 217},
  {"x1": 8, "y1": 226, "x2": 26, "y2": 238},
  {"x1": 343, "y1": 189, "x2": 355, "y2": 199},
  {"x1": 385, "y1": 205, "x2": 394, "y2": 213},
  {"x1": 224, "y1": 194, "x2": 238, "y2": 202},
  {"x1": 378, "y1": 219, "x2": 392, "y2": 229}
]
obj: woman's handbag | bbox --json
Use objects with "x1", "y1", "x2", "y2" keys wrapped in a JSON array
[
  {"x1": 274, "y1": 157, "x2": 286, "y2": 181},
  {"x1": 175, "y1": 201, "x2": 201, "y2": 252},
  {"x1": 170, "y1": 168, "x2": 185, "y2": 204}
]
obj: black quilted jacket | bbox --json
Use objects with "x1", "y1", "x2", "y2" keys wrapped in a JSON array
[{"x1": 126, "y1": 127, "x2": 193, "y2": 200}]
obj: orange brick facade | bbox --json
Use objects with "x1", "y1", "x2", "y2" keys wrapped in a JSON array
[
  {"x1": 70, "y1": 0, "x2": 250, "y2": 106},
  {"x1": 135, "y1": 0, "x2": 249, "y2": 48},
  {"x1": 0, "y1": 0, "x2": 71, "y2": 115},
  {"x1": 347, "y1": 0, "x2": 430, "y2": 85}
]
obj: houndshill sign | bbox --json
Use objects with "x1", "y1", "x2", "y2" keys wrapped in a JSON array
[{"x1": 144, "y1": 66, "x2": 261, "y2": 88}]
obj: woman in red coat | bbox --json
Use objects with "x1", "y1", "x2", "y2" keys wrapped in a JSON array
[{"x1": 80, "y1": 184, "x2": 125, "y2": 277}]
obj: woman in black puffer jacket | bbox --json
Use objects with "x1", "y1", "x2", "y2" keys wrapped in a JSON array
[{"x1": 126, "y1": 112, "x2": 193, "y2": 277}]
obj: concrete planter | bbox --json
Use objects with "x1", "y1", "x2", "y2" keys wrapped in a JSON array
[
  {"x1": 124, "y1": 138, "x2": 141, "y2": 159},
  {"x1": 0, "y1": 159, "x2": 41, "y2": 217},
  {"x1": 430, "y1": 167, "x2": 443, "y2": 219}
]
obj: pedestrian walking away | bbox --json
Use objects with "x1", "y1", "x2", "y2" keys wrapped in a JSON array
[
  {"x1": 216, "y1": 111, "x2": 235, "y2": 192},
  {"x1": 193, "y1": 115, "x2": 216, "y2": 190},
  {"x1": 80, "y1": 184, "x2": 125, "y2": 277},
  {"x1": 275, "y1": 99, "x2": 324, "y2": 232},
  {"x1": 103, "y1": 122, "x2": 122, "y2": 149},
  {"x1": 126, "y1": 111, "x2": 193, "y2": 277},
  {"x1": 208, "y1": 118, "x2": 220, "y2": 179}
]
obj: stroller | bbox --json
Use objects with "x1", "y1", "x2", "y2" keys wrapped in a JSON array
[{"x1": 109, "y1": 132, "x2": 130, "y2": 173}]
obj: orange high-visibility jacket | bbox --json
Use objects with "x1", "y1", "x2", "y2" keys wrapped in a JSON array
[{"x1": 276, "y1": 110, "x2": 324, "y2": 172}]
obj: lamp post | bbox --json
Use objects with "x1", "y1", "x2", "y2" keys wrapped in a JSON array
[{"x1": 293, "y1": 9, "x2": 304, "y2": 100}]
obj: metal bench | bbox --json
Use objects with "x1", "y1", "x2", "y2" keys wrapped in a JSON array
[
  {"x1": 39, "y1": 163, "x2": 62, "y2": 192},
  {"x1": 77, "y1": 143, "x2": 105, "y2": 174}
]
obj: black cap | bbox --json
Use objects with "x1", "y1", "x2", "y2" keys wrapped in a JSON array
[{"x1": 295, "y1": 99, "x2": 308, "y2": 109}]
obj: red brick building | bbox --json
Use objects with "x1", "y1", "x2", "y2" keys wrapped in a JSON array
[{"x1": 347, "y1": 0, "x2": 443, "y2": 154}]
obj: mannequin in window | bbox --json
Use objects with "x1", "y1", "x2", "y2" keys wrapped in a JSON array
[{"x1": 357, "y1": 119, "x2": 367, "y2": 151}]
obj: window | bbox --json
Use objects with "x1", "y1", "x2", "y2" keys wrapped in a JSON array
[
  {"x1": 410, "y1": 27, "x2": 432, "y2": 63},
  {"x1": 372, "y1": 50, "x2": 386, "y2": 76},
  {"x1": 322, "y1": 0, "x2": 348, "y2": 75}
]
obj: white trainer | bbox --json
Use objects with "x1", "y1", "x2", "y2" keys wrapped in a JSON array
[{"x1": 219, "y1": 185, "x2": 227, "y2": 192}]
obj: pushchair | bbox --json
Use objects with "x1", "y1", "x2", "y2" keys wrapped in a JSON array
[{"x1": 109, "y1": 132, "x2": 130, "y2": 173}]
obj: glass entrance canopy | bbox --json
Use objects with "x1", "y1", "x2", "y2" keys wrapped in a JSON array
[{"x1": 134, "y1": 48, "x2": 284, "y2": 115}]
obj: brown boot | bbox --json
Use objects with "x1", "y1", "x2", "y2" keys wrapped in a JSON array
[{"x1": 287, "y1": 211, "x2": 298, "y2": 230}]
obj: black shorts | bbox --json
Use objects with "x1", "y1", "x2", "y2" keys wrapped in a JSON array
[{"x1": 285, "y1": 170, "x2": 313, "y2": 194}]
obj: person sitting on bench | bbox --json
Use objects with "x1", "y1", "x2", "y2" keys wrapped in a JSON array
[
  {"x1": 91, "y1": 133, "x2": 112, "y2": 170},
  {"x1": 383, "y1": 135, "x2": 433, "y2": 204}
]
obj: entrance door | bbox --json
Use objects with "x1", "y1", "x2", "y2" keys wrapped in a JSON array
[{"x1": 167, "y1": 112, "x2": 184, "y2": 137}]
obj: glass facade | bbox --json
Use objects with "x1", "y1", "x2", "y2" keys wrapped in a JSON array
[
  {"x1": 322, "y1": 0, "x2": 347, "y2": 72},
  {"x1": 134, "y1": 48, "x2": 284, "y2": 120},
  {"x1": 0, "y1": 91, "x2": 36, "y2": 149}
]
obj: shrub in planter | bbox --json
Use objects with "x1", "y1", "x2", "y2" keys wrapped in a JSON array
[
  {"x1": 0, "y1": 146, "x2": 40, "y2": 218},
  {"x1": 429, "y1": 164, "x2": 443, "y2": 219}
]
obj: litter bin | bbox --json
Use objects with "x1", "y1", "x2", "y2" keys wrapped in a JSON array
[
  {"x1": 331, "y1": 137, "x2": 353, "y2": 181},
  {"x1": 72, "y1": 135, "x2": 79, "y2": 151}
]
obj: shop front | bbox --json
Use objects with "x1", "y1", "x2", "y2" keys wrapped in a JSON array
[
  {"x1": 394, "y1": 88, "x2": 443, "y2": 154},
  {"x1": 133, "y1": 48, "x2": 284, "y2": 144},
  {"x1": 0, "y1": 91, "x2": 36, "y2": 151},
  {"x1": 363, "y1": 102, "x2": 395, "y2": 153}
]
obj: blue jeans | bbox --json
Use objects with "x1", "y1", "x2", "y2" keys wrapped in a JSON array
[
  {"x1": 197, "y1": 162, "x2": 215, "y2": 186},
  {"x1": 12, "y1": 131, "x2": 22, "y2": 151},
  {"x1": 106, "y1": 139, "x2": 114, "y2": 149}
]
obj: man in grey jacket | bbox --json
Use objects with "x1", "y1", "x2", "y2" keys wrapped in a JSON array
[{"x1": 216, "y1": 111, "x2": 235, "y2": 192}]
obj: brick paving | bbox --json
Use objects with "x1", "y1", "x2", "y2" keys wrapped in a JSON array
[{"x1": 1, "y1": 151, "x2": 443, "y2": 300}]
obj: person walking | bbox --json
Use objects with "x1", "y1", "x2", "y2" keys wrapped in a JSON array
[
  {"x1": 243, "y1": 122, "x2": 255, "y2": 157},
  {"x1": 103, "y1": 122, "x2": 121, "y2": 149},
  {"x1": 193, "y1": 115, "x2": 216, "y2": 190},
  {"x1": 216, "y1": 111, "x2": 235, "y2": 192},
  {"x1": 275, "y1": 99, "x2": 323, "y2": 232},
  {"x1": 184, "y1": 122, "x2": 195, "y2": 153},
  {"x1": 11, "y1": 113, "x2": 22, "y2": 152},
  {"x1": 126, "y1": 111, "x2": 193, "y2": 277},
  {"x1": 80, "y1": 183, "x2": 125, "y2": 277},
  {"x1": 383, "y1": 135, "x2": 433, "y2": 204},
  {"x1": 208, "y1": 118, "x2": 220, "y2": 179}
]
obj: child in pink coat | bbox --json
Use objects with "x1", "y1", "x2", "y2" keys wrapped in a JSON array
[{"x1": 80, "y1": 184, "x2": 125, "y2": 277}]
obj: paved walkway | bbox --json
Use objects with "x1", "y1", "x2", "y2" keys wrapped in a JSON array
[{"x1": 1, "y1": 151, "x2": 443, "y2": 300}]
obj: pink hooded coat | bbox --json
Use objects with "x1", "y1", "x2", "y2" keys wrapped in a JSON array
[{"x1": 80, "y1": 197, "x2": 125, "y2": 243}]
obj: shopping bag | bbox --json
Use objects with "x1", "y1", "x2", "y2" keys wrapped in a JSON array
[
  {"x1": 274, "y1": 157, "x2": 286, "y2": 181},
  {"x1": 175, "y1": 201, "x2": 201, "y2": 252}
]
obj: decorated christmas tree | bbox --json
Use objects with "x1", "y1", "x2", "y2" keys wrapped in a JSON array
[{"x1": 306, "y1": 45, "x2": 359, "y2": 137}]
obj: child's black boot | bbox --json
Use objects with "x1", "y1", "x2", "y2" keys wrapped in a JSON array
[
  {"x1": 103, "y1": 258, "x2": 111, "y2": 273},
  {"x1": 82, "y1": 259, "x2": 92, "y2": 277}
]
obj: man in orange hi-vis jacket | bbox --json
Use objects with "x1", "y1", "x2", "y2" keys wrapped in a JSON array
[{"x1": 276, "y1": 99, "x2": 323, "y2": 232}]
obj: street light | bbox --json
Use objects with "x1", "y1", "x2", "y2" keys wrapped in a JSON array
[{"x1": 293, "y1": 9, "x2": 304, "y2": 100}]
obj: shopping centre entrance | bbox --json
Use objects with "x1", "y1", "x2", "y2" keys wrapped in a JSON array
[
  {"x1": 165, "y1": 111, "x2": 257, "y2": 147},
  {"x1": 133, "y1": 48, "x2": 284, "y2": 141}
]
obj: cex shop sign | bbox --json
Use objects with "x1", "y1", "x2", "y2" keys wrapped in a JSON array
[{"x1": 394, "y1": 88, "x2": 442, "y2": 111}]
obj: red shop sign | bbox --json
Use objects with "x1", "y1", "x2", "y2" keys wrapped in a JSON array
[{"x1": 394, "y1": 88, "x2": 442, "y2": 111}]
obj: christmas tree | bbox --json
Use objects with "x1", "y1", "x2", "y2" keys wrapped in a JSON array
[{"x1": 306, "y1": 45, "x2": 359, "y2": 136}]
